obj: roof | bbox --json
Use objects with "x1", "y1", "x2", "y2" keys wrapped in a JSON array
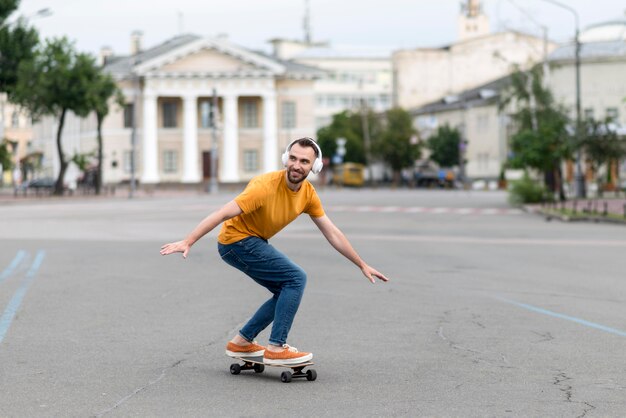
[
  {"x1": 104, "y1": 34, "x2": 201, "y2": 77},
  {"x1": 549, "y1": 20, "x2": 626, "y2": 62},
  {"x1": 548, "y1": 40, "x2": 626, "y2": 62},
  {"x1": 580, "y1": 19, "x2": 626, "y2": 42},
  {"x1": 411, "y1": 75, "x2": 512, "y2": 115},
  {"x1": 104, "y1": 34, "x2": 324, "y2": 80},
  {"x1": 397, "y1": 30, "x2": 545, "y2": 55},
  {"x1": 292, "y1": 44, "x2": 393, "y2": 60},
  {"x1": 252, "y1": 50, "x2": 327, "y2": 78}
]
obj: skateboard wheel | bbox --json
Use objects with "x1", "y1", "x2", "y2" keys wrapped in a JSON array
[
  {"x1": 253, "y1": 363, "x2": 265, "y2": 373},
  {"x1": 230, "y1": 364, "x2": 241, "y2": 375},
  {"x1": 280, "y1": 371, "x2": 292, "y2": 383},
  {"x1": 306, "y1": 369, "x2": 317, "y2": 381}
]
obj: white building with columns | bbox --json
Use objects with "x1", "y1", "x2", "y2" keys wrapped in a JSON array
[{"x1": 30, "y1": 33, "x2": 322, "y2": 186}]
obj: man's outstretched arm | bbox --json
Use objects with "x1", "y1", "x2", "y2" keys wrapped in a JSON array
[
  {"x1": 160, "y1": 200, "x2": 243, "y2": 258},
  {"x1": 311, "y1": 215, "x2": 389, "y2": 284}
]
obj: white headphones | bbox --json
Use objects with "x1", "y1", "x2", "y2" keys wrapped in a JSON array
[{"x1": 281, "y1": 137, "x2": 324, "y2": 174}]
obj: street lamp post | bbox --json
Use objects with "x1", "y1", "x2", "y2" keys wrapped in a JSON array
[{"x1": 540, "y1": 0, "x2": 584, "y2": 198}]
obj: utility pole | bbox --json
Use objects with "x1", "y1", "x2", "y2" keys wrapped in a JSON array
[
  {"x1": 360, "y1": 98, "x2": 373, "y2": 186},
  {"x1": 303, "y1": 0, "x2": 311, "y2": 44},
  {"x1": 209, "y1": 88, "x2": 219, "y2": 194},
  {"x1": 359, "y1": 79, "x2": 374, "y2": 186},
  {"x1": 540, "y1": 0, "x2": 584, "y2": 198}
]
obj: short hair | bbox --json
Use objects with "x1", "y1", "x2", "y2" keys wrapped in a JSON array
[{"x1": 292, "y1": 137, "x2": 319, "y2": 158}]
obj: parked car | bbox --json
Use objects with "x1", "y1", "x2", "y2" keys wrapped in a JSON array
[
  {"x1": 333, "y1": 163, "x2": 364, "y2": 187},
  {"x1": 27, "y1": 177, "x2": 56, "y2": 189},
  {"x1": 15, "y1": 177, "x2": 57, "y2": 196}
]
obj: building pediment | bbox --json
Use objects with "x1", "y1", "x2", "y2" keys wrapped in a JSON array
[{"x1": 134, "y1": 37, "x2": 286, "y2": 77}]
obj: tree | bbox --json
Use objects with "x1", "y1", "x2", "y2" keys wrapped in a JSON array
[
  {"x1": 317, "y1": 110, "x2": 382, "y2": 166},
  {"x1": 374, "y1": 107, "x2": 420, "y2": 184},
  {"x1": 13, "y1": 37, "x2": 100, "y2": 195},
  {"x1": 427, "y1": 124, "x2": 461, "y2": 168},
  {"x1": 89, "y1": 72, "x2": 123, "y2": 194},
  {"x1": 501, "y1": 66, "x2": 571, "y2": 200},
  {"x1": 0, "y1": 0, "x2": 39, "y2": 97},
  {"x1": 0, "y1": 140, "x2": 12, "y2": 170}
]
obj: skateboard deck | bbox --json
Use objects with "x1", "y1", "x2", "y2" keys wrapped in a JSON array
[{"x1": 229, "y1": 355, "x2": 317, "y2": 383}]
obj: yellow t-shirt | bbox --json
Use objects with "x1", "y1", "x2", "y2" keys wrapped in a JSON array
[{"x1": 217, "y1": 170, "x2": 325, "y2": 244}]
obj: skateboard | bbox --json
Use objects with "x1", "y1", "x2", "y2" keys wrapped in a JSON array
[{"x1": 229, "y1": 355, "x2": 317, "y2": 383}]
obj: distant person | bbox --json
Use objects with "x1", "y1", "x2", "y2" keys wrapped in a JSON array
[{"x1": 160, "y1": 137, "x2": 389, "y2": 365}]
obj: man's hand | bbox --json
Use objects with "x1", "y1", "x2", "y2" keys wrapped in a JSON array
[
  {"x1": 361, "y1": 264, "x2": 389, "y2": 284},
  {"x1": 160, "y1": 240, "x2": 191, "y2": 258}
]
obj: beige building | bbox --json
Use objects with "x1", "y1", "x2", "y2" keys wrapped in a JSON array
[
  {"x1": 0, "y1": 94, "x2": 33, "y2": 184},
  {"x1": 547, "y1": 19, "x2": 626, "y2": 186},
  {"x1": 30, "y1": 33, "x2": 323, "y2": 186},
  {"x1": 393, "y1": 0, "x2": 554, "y2": 109},
  {"x1": 548, "y1": 20, "x2": 626, "y2": 126},
  {"x1": 413, "y1": 19, "x2": 626, "y2": 187},
  {"x1": 270, "y1": 39, "x2": 393, "y2": 128},
  {"x1": 412, "y1": 76, "x2": 512, "y2": 182}
]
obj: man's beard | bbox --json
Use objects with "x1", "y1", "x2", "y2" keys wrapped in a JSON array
[{"x1": 287, "y1": 168, "x2": 307, "y2": 184}]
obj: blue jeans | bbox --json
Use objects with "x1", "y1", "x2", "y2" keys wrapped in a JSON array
[{"x1": 217, "y1": 236, "x2": 307, "y2": 346}]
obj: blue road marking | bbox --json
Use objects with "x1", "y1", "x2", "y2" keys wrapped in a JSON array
[
  {"x1": 0, "y1": 250, "x2": 46, "y2": 344},
  {"x1": 0, "y1": 250, "x2": 27, "y2": 285},
  {"x1": 497, "y1": 296, "x2": 626, "y2": 338}
]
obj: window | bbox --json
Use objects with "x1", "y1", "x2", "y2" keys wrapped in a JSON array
[
  {"x1": 163, "y1": 150, "x2": 178, "y2": 173},
  {"x1": 583, "y1": 108, "x2": 594, "y2": 120},
  {"x1": 123, "y1": 151, "x2": 133, "y2": 173},
  {"x1": 606, "y1": 107, "x2": 619, "y2": 122},
  {"x1": 11, "y1": 111, "x2": 19, "y2": 128},
  {"x1": 123, "y1": 104, "x2": 134, "y2": 128},
  {"x1": 200, "y1": 101, "x2": 211, "y2": 128},
  {"x1": 281, "y1": 101, "x2": 296, "y2": 129},
  {"x1": 162, "y1": 102, "x2": 178, "y2": 128},
  {"x1": 474, "y1": 152, "x2": 490, "y2": 170},
  {"x1": 380, "y1": 94, "x2": 390, "y2": 109},
  {"x1": 476, "y1": 114, "x2": 489, "y2": 133},
  {"x1": 242, "y1": 100, "x2": 258, "y2": 128},
  {"x1": 243, "y1": 150, "x2": 258, "y2": 172}
]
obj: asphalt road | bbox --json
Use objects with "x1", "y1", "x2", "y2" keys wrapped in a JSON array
[{"x1": 1, "y1": 188, "x2": 626, "y2": 417}]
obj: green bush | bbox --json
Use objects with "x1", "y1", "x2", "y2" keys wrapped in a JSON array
[{"x1": 508, "y1": 176, "x2": 549, "y2": 205}]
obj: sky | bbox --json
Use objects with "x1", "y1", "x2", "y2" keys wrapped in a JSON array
[{"x1": 12, "y1": 0, "x2": 626, "y2": 57}]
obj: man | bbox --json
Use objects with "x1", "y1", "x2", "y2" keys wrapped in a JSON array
[{"x1": 160, "y1": 137, "x2": 388, "y2": 365}]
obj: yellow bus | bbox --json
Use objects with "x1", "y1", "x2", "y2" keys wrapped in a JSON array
[{"x1": 334, "y1": 163, "x2": 364, "y2": 187}]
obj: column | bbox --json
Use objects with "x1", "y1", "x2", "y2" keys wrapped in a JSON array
[
  {"x1": 222, "y1": 93, "x2": 239, "y2": 182},
  {"x1": 141, "y1": 92, "x2": 159, "y2": 183},
  {"x1": 181, "y1": 94, "x2": 200, "y2": 183},
  {"x1": 262, "y1": 93, "x2": 278, "y2": 172}
]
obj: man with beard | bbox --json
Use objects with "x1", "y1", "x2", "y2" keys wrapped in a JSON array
[{"x1": 160, "y1": 137, "x2": 388, "y2": 365}]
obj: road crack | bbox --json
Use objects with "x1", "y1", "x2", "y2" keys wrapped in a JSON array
[
  {"x1": 437, "y1": 310, "x2": 514, "y2": 369},
  {"x1": 93, "y1": 359, "x2": 183, "y2": 417},
  {"x1": 552, "y1": 370, "x2": 596, "y2": 418},
  {"x1": 94, "y1": 321, "x2": 245, "y2": 417}
]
